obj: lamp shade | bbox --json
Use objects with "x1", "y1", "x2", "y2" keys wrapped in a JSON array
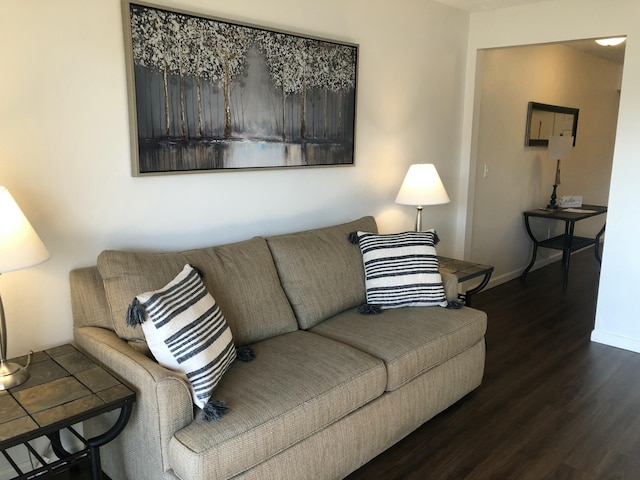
[
  {"x1": 395, "y1": 164, "x2": 450, "y2": 206},
  {"x1": 0, "y1": 187, "x2": 49, "y2": 274},
  {"x1": 548, "y1": 135, "x2": 573, "y2": 160}
]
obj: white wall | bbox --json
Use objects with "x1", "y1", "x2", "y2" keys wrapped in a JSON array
[
  {"x1": 470, "y1": 43, "x2": 620, "y2": 284},
  {"x1": 0, "y1": 0, "x2": 469, "y2": 357},
  {"x1": 460, "y1": 0, "x2": 640, "y2": 352}
]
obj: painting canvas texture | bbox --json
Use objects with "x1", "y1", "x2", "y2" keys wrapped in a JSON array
[{"x1": 125, "y1": 2, "x2": 358, "y2": 174}]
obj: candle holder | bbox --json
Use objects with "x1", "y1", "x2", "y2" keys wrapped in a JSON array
[
  {"x1": 546, "y1": 136, "x2": 572, "y2": 210},
  {"x1": 547, "y1": 159, "x2": 561, "y2": 209}
]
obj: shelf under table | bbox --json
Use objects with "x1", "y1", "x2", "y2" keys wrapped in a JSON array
[{"x1": 537, "y1": 234, "x2": 597, "y2": 252}]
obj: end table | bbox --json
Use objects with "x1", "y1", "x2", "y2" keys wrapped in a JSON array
[
  {"x1": 0, "y1": 344, "x2": 135, "y2": 479},
  {"x1": 438, "y1": 256, "x2": 494, "y2": 306}
]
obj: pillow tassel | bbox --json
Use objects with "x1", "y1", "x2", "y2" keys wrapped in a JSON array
[
  {"x1": 446, "y1": 301, "x2": 463, "y2": 309},
  {"x1": 203, "y1": 400, "x2": 228, "y2": 421},
  {"x1": 433, "y1": 231, "x2": 441, "y2": 246},
  {"x1": 236, "y1": 346, "x2": 256, "y2": 362},
  {"x1": 191, "y1": 265, "x2": 205, "y2": 278},
  {"x1": 358, "y1": 303, "x2": 383, "y2": 315},
  {"x1": 348, "y1": 232, "x2": 360, "y2": 244},
  {"x1": 126, "y1": 298, "x2": 146, "y2": 326}
]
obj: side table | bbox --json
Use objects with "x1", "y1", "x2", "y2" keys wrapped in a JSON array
[
  {"x1": 0, "y1": 344, "x2": 135, "y2": 479},
  {"x1": 438, "y1": 256, "x2": 494, "y2": 307}
]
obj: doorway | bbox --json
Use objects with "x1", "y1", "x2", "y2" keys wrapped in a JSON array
[{"x1": 466, "y1": 39, "x2": 624, "y2": 287}]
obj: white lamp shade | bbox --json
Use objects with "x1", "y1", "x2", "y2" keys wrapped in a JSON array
[
  {"x1": 395, "y1": 164, "x2": 450, "y2": 206},
  {"x1": 548, "y1": 135, "x2": 573, "y2": 160},
  {"x1": 0, "y1": 187, "x2": 49, "y2": 274}
]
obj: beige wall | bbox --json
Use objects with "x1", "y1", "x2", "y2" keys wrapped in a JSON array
[
  {"x1": 0, "y1": 0, "x2": 469, "y2": 357},
  {"x1": 2, "y1": 0, "x2": 637, "y2": 364},
  {"x1": 469, "y1": 43, "x2": 620, "y2": 284},
  {"x1": 461, "y1": 0, "x2": 640, "y2": 352}
]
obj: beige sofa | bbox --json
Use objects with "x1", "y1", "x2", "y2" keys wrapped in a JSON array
[{"x1": 70, "y1": 216, "x2": 487, "y2": 480}]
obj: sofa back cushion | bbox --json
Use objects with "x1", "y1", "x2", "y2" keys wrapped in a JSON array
[
  {"x1": 266, "y1": 216, "x2": 377, "y2": 329},
  {"x1": 70, "y1": 266, "x2": 115, "y2": 331},
  {"x1": 97, "y1": 237, "x2": 298, "y2": 345}
]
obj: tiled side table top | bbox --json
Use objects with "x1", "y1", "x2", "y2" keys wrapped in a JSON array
[
  {"x1": 437, "y1": 256, "x2": 494, "y2": 306},
  {"x1": 0, "y1": 344, "x2": 135, "y2": 447},
  {"x1": 438, "y1": 256, "x2": 494, "y2": 283}
]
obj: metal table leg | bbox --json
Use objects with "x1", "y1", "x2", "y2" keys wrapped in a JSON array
[
  {"x1": 594, "y1": 223, "x2": 606, "y2": 264},
  {"x1": 86, "y1": 403, "x2": 133, "y2": 479},
  {"x1": 521, "y1": 215, "x2": 538, "y2": 280},
  {"x1": 464, "y1": 271, "x2": 493, "y2": 307},
  {"x1": 561, "y1": 220, "x2": 576, "y2": 291}
]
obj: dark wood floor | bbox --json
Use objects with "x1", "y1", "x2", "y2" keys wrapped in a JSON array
[{"x1": 347, "y1": 250, "x2": 640, "y2": 480}]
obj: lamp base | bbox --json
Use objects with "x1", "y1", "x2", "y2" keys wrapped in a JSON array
[{"x1": 0, "y1": 360, "x2": 30, "y2": 390}]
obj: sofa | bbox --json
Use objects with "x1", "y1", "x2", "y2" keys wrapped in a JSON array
[{"x1": 70, "y1": 216, "x2": 487, "y2": 480}]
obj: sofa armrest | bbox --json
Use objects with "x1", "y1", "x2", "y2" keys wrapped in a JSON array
[
  {"x1": 441, "y1": 272, "x2": 459, "y2": 303},
  {"x1": 74, "y1": 326, "x2": 193, "y2": 479}
]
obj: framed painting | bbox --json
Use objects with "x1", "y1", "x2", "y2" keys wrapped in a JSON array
[{"x1": 122, "y1": 1, "x2": 358, "y2": 175}]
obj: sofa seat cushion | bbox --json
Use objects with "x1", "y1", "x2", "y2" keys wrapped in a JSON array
[
  {"x1": 310, "y1": 306, "x2": 487, "y2": 391},
  {"x1": 168, "y1": 330, "x2": 386, "y2": 480},
  {"x1": 266, "y1": 216, "x2": 377, "y2": 330},
  {"x1": 97, "y1": 237, "x2": 298, "y2": 345}
]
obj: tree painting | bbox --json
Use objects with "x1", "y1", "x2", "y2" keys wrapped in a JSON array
[{"x1": 125, "y1": 3, "x2": 357, "y2": 174}]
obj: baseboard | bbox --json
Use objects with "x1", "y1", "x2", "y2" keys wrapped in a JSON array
[
  {"x1": 0, "y1": 452, "x2": 37, "y2": 480},
  {"x1": 0, "y1": 428, "x2": 84, "y2": 480},
  {"x1": 0, "y1": 439, "x2": 50, "y2": 480},
  {"x1": 590, "y1": 330, "x2": 640, "y2": 354},
  {"x1": 481, "y1": 237, "x2": 605, "y2": 291},
  {"x1": 484, "y1": 252, "x2": 563, "y2": 290}
]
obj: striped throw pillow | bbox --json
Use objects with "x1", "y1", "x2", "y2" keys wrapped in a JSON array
[
  {"x1": 133, "y1": 264, "x2": 236, "y2": 409},
  {"x1": 356, "y1": 230, "x2": 448, "y2": 309}
]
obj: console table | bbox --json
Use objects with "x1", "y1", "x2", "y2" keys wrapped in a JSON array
[
  {"x1": 521, "y1": 205, "x2": 607, "y2": 290},
  {"x1": 0, "y1": 344, "x2": 135, "y2": 479}
]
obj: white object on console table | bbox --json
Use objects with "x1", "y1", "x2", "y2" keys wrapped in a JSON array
[{"x1": 559, "y1": 195, "x2": 583, "y2": 208}]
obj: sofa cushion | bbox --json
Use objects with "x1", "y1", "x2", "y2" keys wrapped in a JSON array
[
  {"x1": 266, "y1": 216, "x2": 377, "y2": 329},
  {"x1": 131, "y1": 264, "x2": 236, "y2": 409},
  {"x1": 310, "y1": 306, "x2": 487, "y2": 391},
  {"x1": 355, "y1": 229, "x2": 448, "y2": 309},
  {"x1": 168, "y1": 330, "x2": 386, "y2": 480},
  {"x1": 97, "y1": 237, "x2": 298, "y2": 345}
]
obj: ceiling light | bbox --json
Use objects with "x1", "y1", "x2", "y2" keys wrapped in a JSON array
[{"x1": 595, "y1": 37, "x2": 626, "y2": 47}]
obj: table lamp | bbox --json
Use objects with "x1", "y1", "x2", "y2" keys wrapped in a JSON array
[
  {"x1": 0, "y1": 186, "x2": 50, "y2": 389},
  {"x1": 546, "y1": 135, "x2": 573, "y2": 209},
  {"x1": 395, "y1": 163, "x2": 450, "y2": 231}
]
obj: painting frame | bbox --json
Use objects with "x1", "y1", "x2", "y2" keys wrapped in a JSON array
[
  {"x1": 525, "y1": 101, "x2": 579, "y2": 147},
  {"x1": 122, "y1": 0, "x2": 358, "y2": 176}
]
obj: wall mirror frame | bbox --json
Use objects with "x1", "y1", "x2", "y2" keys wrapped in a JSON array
[{"x1": 525, "y1": 101, "x2": 579, "y2": 147}]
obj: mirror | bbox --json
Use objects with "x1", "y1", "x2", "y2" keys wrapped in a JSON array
[{"x1": 525, "y1": 102, "x2": 579, "y2": 147}]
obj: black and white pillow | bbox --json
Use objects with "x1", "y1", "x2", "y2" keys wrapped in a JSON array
[
  {"x1": 356, "y1": 230, "x2": 448, "y2": 309},
  {"x1": 128, "y1": 264, "x2": 236, "y2": 410}
]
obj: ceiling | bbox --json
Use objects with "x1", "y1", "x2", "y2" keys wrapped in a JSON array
[
  {"x1": 432, "y1": 0, "x2": 553, "y2": 11},
  {"x1": 432, "y1": 0, "x2": 626, "y2": 65},
  {"x1": 565, "y1": 38, "x2": 626, "y2": 65}
]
